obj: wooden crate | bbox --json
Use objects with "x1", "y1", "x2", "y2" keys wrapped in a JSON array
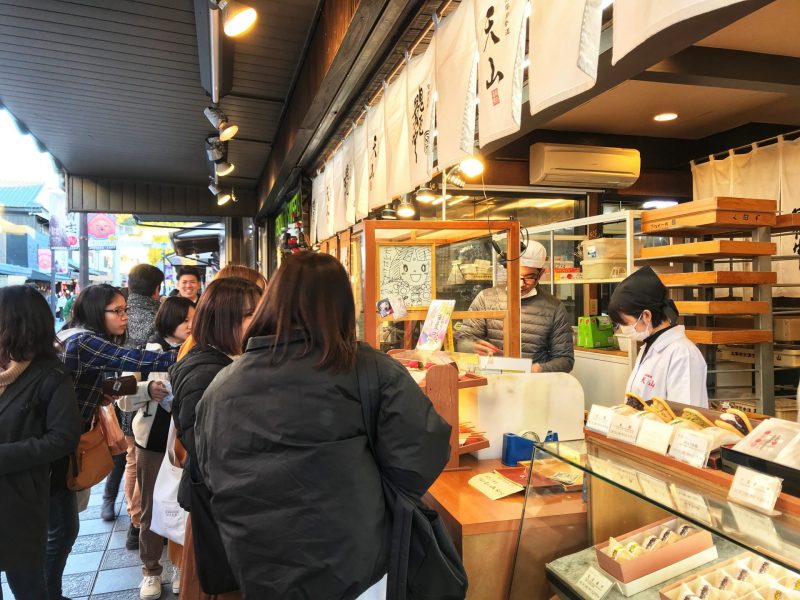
[
  {"x1": 685, "y1": 326, "x2": 772, "y2": 345},
  {"x1": 658, "y1": 271, "x2": 776, "y2": 287},
  {"x1": 673, "y1": 301, "x2": 769, "y2": 315},
  {"x1": 641, "y1": 197, "x2": 776, "y2": 235},
  {"x1": 637, "y1": 240, "x2": 775, "y2": 262},
  {"x1": 721, "y1": 397, "x2": 797, "y2": 422}
]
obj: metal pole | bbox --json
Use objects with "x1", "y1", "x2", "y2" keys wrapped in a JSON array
[
  {"x1": 753, "y1": 225, "x2": 774, "y2": 415},
  {"x1": 49, "y1": 248, "x2": 57, "y2": 316},
  {"x1": 78, "y1": 212, "x2": 89, "y2": 290}
]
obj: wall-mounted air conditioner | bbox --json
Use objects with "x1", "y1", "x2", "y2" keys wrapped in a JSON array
[{"x1": 529, "y1": 143, "x2": 641, "y2": 188}]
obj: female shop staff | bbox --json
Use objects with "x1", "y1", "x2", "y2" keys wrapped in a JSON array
[{"x1": 608, "y1": 266, "x2": 709, "y2": 407}]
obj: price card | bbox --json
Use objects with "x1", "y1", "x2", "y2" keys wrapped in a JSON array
[
  {"x1": 728, "y1": 466, "x2": 783, "y2": 515},
  {"x1": 468, "y1": 473, "x2": 524, "y2": 501},
  {"x1": 728, "y1": 502, "x2": 782, "y2": 550},
  {"x1": 638, "y1": 473, "x2": 676, "y2": 508},
  {"x1": 607, "y1": 412, "x2": 642, "y2": 444},
  {"x1": 635, "y1": 418, "x2": 675, "y2": 455},
  {"x1": 671, "y1": 484, "x2": 713, "y2": 525},
  {"x1": 605, "y1": 463, "x2": 643, "y2": 493},
  {"x1": 575, "y1": 566, "x2": 615, "y2": 600},
  {"x1": 586, "y1": 405, "x2": 615, "y2": 435},
  {"x1": 668, "y1": 428, "x2": 712, "y2": 468}
]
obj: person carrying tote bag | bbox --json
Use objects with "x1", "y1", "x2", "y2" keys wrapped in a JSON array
[{"x1": 151, "y1": 424, "x2": 188, "y2": 545}]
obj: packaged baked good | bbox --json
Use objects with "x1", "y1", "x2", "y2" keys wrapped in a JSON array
[
  {"x1": 677, "y1": 524, "x2": 695, "y2": 537},
  {"x1": 642, "y1": 534, "x2": 661, "y2": 551},
  {"x1": 659, "y1": 527, "x2": 677, "y2": 544}
]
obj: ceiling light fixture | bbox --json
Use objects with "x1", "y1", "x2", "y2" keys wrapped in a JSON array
[
  {"x1": 654, "y1": 112, "x2": 678, "y2": 122},
  {"x1": 642, "y1": 199, "x2": 679, "y2": 209},
  {"x1": 204, "y1": 107, "x2": 239, "y2": 141},
  {"x1": 446, "y1": 170, "x2": 465, "y2": 189},
  {"x1": 208, "y1": 179, "x2": 221, "y2": 195},
  {"x1": 459, "y1": 155, "x2": 484, "y2": 178},
  {"x1": 215, "y1": 161, "x2": 235, "y2": 177},
  {"x1": 205, "y1": 136, "x2": 224, "y2": 162},
  {"x1": 216, "y1": 191, "x2": 232, "y2": 206},
  {"x1": 381, "y1": 207, "x2": 397, "y2": 220},
  {"x1": 216, "y1": 0, "x2": 257, "y2": 37},
  {"x1": 397, "y1": 196, "x2": 416, "y2": 218},
  {"x1": 415, "y1": 186, "x2": 436, "y2": 203}
]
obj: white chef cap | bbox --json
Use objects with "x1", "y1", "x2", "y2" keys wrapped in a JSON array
[{"x1": 519, "y1": 240, "x2": 547, "y2": 269}]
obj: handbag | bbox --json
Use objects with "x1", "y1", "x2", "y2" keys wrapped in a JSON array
[
  {"x1": 356, "y1": 347, "x2": 468, "y2": 600},
  {"x1": 151, "y1": 424, "x2": 189, "y2": 544},
  {"x1": 97, "y1": 404, "x2": 128, "y2": 456},
  {"x1": 68, "y1": 409, "x2": 114, "y2": 491}
]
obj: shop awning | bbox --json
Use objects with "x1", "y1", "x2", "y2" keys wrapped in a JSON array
[
  {"x1": 28, "y1": 269, "x2": 73, "y2": 282},
  {"x1": 0, "y1": 263, "x2": 31, "y2": 276}
]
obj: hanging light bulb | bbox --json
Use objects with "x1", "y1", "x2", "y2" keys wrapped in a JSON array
[
  {"x1": 459, "y1": 155, "x2": 484, "y2": 178},
  {"x1": 217, "y1": 0, "x2": 257, "y2": 37},
  {"x1": 397, "y1": 196, "x2": 416, "y2": 218},
  {"x1": 204, "y1": 107, "x2": 239, "y2": 141},
  {"x1": 216, "y1": 161, "x2": 235, "y2": 177},
  {"x1": 415, "y1": 186, "x2": 436, "y2": 204}
]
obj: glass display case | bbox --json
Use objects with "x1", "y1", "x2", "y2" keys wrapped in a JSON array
[
  {"x1": 508, "y1": 435, "x2": 800, "y2": 600},
  {"x1": 348, "y1": 219, "x2": 522, "y2": 354}
]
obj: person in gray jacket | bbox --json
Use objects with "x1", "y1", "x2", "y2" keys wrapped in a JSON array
[{"x1": 457, "y1": 240, "x2": 574, "y2": 373}]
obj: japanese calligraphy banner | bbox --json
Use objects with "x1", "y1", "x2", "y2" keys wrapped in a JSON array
[
  {"x1": 322, "y1": 159, "x2": 335, "y2": 240},
  {"x1": 407, "y1": 39, "x2": 436, "y2": 189},
  {"x1": 352, "y1": 121, "x2": 369, "y2": 220},
  {"x1": 612, "y1": 0, "x2": 747, "y2": 65},
  {"x1": 529, "y1": 0, "x2": 602, "y2": 116},
  {"x1": 474, "y1": 0, "x2": 527, "y2": 146},
  {"x1": 384, "y1": 70, "x2": 412, "y2": 199},
  {"x1": 366, "y1": 95, "x2": 388, "y2": 210},
  {"x1": 434, "y1": 0, "x2": 477, "y2": 170},
  {"x1": 311, "y1": 171, "x2": 324, "y2": 244},
  {"x1": 331, "y1": 145, "x2": 347, "y2": 234},
  {"x1": 341, "y1": 133, "x2": 356, "y2": 227}
]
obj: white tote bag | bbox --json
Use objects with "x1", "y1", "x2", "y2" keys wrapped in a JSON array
[{"x1": 150, "y1": 424, "x2": 188, "y2": 545}]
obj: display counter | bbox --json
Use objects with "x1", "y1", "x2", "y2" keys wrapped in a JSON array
[{"x1": 424, "y1": 456, "x2": 588, "y2": 600}]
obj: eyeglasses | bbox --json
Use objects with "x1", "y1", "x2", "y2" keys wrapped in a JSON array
[
  {"x1": 520, "y1": 270, "x2": 543, "y2": 283},
  {"x1": 105, "y1": 307, "x2": 130, "y2": 317}
]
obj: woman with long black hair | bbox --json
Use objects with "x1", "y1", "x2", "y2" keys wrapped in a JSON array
[{"x1": 0, "y1": 286, "x2": 80, "y2": 600}]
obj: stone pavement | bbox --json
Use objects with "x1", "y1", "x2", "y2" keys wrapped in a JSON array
[{"x1": 2, "y1": 479, "x2": 177, "y2": 600}]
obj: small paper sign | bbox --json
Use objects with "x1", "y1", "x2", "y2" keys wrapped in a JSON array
[
  {"x1": 575, "y1": 566, "x2": 615, "y2": 600},
  {"x1": 728, "y1": 466, "x2": 783, "y2": 515},
  {"x1": 468, "y1": 473, "x2": 524, "y2": 501},
  {"x1": 635, "y1": 418, "x2": 675, "y2": 455},
  {"x1": 586, "y1": 405, "x2": 614, "y2": 435},
  {"x1": 668, "y1": 428, "x2": 712, "y2": 468},
  {"x1": 605, "y1": 463, "x2": 642, "y2": 493},
  {"x1": 638, "y1": 473, "x2": 676, "y2": 509},
  {"x1": 671, "y1": 485, "x2": 713, "y2": 525},
  {"x1": 607, "y1": 412, "x2": 642, "y2": 444}
]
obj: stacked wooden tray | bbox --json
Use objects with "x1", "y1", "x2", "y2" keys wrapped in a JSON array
[{"x1": 641, "y1": 197, "x2": 777, "y2": 235}]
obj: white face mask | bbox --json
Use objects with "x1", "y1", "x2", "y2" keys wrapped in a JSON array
[{"x1": 618, "y1": 313, "x2": 651, "y2": 342}]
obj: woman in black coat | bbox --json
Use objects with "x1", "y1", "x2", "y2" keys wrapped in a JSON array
[
  {"x1": 195, "y1": 252, "x2": 451, "y2": 599},
  {"x1": 0, "y1": 286, "x2": 81, "y2": 600}
]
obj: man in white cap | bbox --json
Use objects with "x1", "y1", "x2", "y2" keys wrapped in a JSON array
[{"x1": 457, "y1": 240, "x2": 574, "y2": 372}]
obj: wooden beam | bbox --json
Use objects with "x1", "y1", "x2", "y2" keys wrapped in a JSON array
[
  {"x1": 482, "y1": 0, "x2": 777, "y2": 155},
  {"x1": 257, "y1": 0, "x2": 426, "y2": 217},
  {"x1": 634, "y1": 46, "x2": 800, "y2": 95}
]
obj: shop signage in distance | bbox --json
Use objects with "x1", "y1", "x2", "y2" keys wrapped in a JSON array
[
  {"x1": 668, "y1": 429, "x2": 712, "y2": 468},
  {"x1": 727, "y1": 466, "x2": 783, "y2": 515},
  {"x1": 586, "y1": 405, "x2": 614, "y2": 435},
  {"x1": 575, "y1": 566, "x2": 615, "y2": 600},
  {"x1": 635, "y1": 418, "x2": 674, "y2": 455},
  {"x1": 607, "y1": 412, "x2": 642, "y2": 445}
]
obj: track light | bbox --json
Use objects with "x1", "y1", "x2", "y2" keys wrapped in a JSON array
[
  {"x1": 381, "y1": 206, "x2": 397, "y2": 220},
  {"x1": 216, "y1": 191, "x2": 232, "y2": 206},
  {"x1": 216, "y1": 161, "x2": 235, "y2": 177},
  {"x1": 204, "y1": 107, "x2": 238, "y2": 141},
  {"x1": 459, "y1": 155, "x2": 484, "y2": 178},
  {"x1": 397, "y1": 196, "x2": 416, "y2": 218},
  {"x1": 446, "y1": 170, "x2": 465, "y2": 189},
  {"x1": 205, "y1": 136, "x2": 224, "y2": 162},
  {"x1": 415, "y1": 186, "x2": 436, "y2": 204},
  {"x1": 208, "y1": 181, "x2": 221, "y2": 195},
  {"x1": 216, "y1": 0, "x2": 257, "y2": 37}
]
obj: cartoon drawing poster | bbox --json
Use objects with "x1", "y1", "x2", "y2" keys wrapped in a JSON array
[
  {"x1": 378, "y1": 245, "x2": 433, "y2": 307},
  {"x1": 417, "y1": 299, "x2": 456, "y2": 352}
]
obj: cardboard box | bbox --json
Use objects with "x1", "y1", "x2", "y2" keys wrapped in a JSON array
[{"x1": 595, "y1": 517, "x2": 714, "y2": 584}]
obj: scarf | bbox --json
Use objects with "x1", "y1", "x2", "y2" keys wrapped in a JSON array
[{"x1": 0, "y1": 360, "x2": 32, "y2": 396}]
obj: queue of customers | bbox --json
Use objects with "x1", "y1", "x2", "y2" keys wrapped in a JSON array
[{"x1": 0, "y1": 253, "x2": 452, "y2": 600}]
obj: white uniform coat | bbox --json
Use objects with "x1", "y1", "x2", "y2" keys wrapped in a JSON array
[{"x1": 625, "y1": 325, "x2": 708, "y2": 407}]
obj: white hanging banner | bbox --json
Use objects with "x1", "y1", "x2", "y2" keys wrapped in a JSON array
[
  {"x1": 407, "y1": 39, "x2": 436, "y2": 188},
  {"x1": 778, "y1": 137, "x2": 800, "y2": 298},
  {"x1": 731, "y1": 143, "x2": 781, "y2": 201},
  {"x1": 341, "y1": 133, "x2": 356, "y2": 227},
  {"x1": 332, "y1": 147, "x2": 347, "y2": 234},
  {"x1": 434, "y1": 0, "x2": 478, "y2": 170},
  {"x1": 366, "y1": 96, "x2": 388, "y2": 210},
  {"x1": 690, "y1": 159, "x2": 714, "y2": 201},
  {"x1": 322, "y1": 159, "x2": 335, "y2": 240},
  {"x1": 353, "y1": 121, "x2": 369, "y2": 220},
  {"x1": 310, "y1": 171, "x2": 323, "y2": 245},
  {"x1": 474, "y1": 0, "x2": 527, "y2": 146},
  {"x1": 529, "y1": 0, "x2": 602, "y2": 116},
  {"x1": 612, "y1": 0, "x2": 747, "y2": 65},
  {"x1": 385, "y1": 71, "x2": 412, "y2": 199}
]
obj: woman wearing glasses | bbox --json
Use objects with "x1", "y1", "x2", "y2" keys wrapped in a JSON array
[
  {"x1": 51, "y1": 284, "x2": 178, "y2": 600},
  {"x1": 608, "y1": 266, "x2": 708, "y2": 407}
]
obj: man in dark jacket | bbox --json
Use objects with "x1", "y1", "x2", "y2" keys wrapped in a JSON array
[{"x1": 457, "y1": 240, "x2": 574, "y2": 372}]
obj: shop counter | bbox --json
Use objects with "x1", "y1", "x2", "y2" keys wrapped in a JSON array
[{"x1": 424, "y1": 456, "x2": 588, "y2": 600}]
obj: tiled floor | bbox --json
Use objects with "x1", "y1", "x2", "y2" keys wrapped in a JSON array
[{"x1": 2, "y1": 481, "x2": 178, "y2": 600}]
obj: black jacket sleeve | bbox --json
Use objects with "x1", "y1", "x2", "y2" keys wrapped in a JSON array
[
  {"x1": 371, "y1": 352, "x2": 451, "y2": 499},
  {"x1": 540, "y1": 301, "x2": 575, "y2": 373},
  {"x1": 0, "y1": 368, "x2": 81, "y2": 476},
  {"x1": 171, "y1": 362, "x2": 227, "y2": 462}
]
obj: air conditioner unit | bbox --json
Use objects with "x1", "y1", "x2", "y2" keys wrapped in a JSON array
[{"x1": 529, "y1": 143, "x2": 641, "y2": 188}]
